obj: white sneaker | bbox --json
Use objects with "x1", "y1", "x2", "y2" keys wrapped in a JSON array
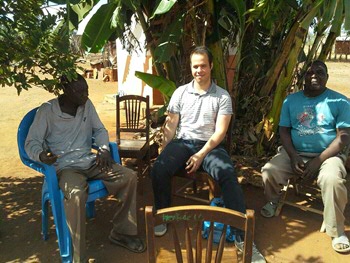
[
  {"x1": 235, "y1": 240, "x2": 266, "y2": 263},
  {"x1": 154, "y1": 224, "x2": 167, "y2": 237}
]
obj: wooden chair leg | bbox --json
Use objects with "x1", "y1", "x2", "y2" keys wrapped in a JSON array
[
  {"x1": 146, "y1": 149, "x2": 151, "y2": 176},
  {"x1": 275, "y1": 179, "x2": 291, "y2": 216},
  {"x1": 208, "y1": 178, "x2": 221, "y2": 201},
  {"x1": 137, "y1": 159, "x2": 144, "y2": 195},
  {"x1": 276, "y1": 178, "x2": 324, "y2": 216}
]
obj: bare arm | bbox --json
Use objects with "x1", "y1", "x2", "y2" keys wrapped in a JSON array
[
  {"x1": 303, "y1": 127, "x2": 350, "y2": 179},
  {"x1": 161, "y1": 112, "x2": 180, "y2": 150},
  {"x1": 186, "y1": 114, "x2": 231, "y2": 173},
  {"x1": 318, "y1": 127, "x2": 350, "y2": 162}
]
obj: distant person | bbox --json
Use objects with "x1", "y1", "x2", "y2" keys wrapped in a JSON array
[
  {"x1": 151, "y1": 46, "x2": 266, "y2": 262},
  {"x1": 25, "y1": 74, "x2": 145, "y2": 262},
  {"x1": 261, "y1": 60, "x2": 350, "y2": 253}
]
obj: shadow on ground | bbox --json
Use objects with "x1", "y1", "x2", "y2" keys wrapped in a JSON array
[{"x1": 1, "y1": 169, "x2": 350, "y2": 262}]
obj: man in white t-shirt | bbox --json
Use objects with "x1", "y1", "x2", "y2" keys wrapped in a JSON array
[{"x1": 151, "y1": 46, "x2": 266, "y2": 263}]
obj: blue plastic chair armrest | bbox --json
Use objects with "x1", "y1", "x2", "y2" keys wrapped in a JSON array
[{"x1": 109, "y1": 141, "x2": 121, "y2": 164}]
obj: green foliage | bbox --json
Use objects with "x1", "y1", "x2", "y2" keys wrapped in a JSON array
[
  {"x1": 51, "y1": 0, "x2": 350, "y2": 156},
  {"x1": 135, "y1": 71, "x2": 176, "y2": 100},
  {"x1": 345, "y1": 0, "x2": 350, "y2": 30},
  {"x1": 135, "y1": 71, "x2": 177, "y2": 117},
  {"x1": 150, "y1": 0, "x2": 177, "y2": 19},
  {"x1": 81, "y1": 1, "x2": 119, "y2": 53},
  {"x1": 153, "y1": 12, "x2": 185, "y2": 63},
  {"x1": 0, "y1": 0, "x2": 80, "y2": 95}
]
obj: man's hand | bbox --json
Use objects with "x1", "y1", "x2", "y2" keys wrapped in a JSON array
[
  {"x1": 290, "y1": 155, "x2": 305, "y2": 176},
  {"x1": 185, "y1": 153, "x2": 204, "y2": 174},
  {"x1": 96, "y1": 148, "x2": 113, "y2": 172},
  {"x1": 39, "y1": 150, "x2": 59, "y2": 165},
  {"x1": 302, "y1": 157, "x2": 322, "y2": 181}
]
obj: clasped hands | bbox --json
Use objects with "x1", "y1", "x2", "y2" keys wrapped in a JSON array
[
  {"x1": 39, "y1": 148, "x2": 113, "y2": 173},
  {"x1": 291, "y1": 155, "x2": 322, "y2": 181}
]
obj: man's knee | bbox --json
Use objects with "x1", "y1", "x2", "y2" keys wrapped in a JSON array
[
  {"x1": 62, "y1": 186, "x2": 88, "y2": 203},
  {"x1": 215, "y1": 167, "x2": 238, "y2": 186},
  {"x1": 151, "y1": 159, "x2": 170, "y2": 181},
  {"x1": 319, "y1": 171, "x2": 346, "y2": 190},
  {"x1": 319, "y1": 157, "x2": 347, "y2": 188},
  {"x1": 127, "y1": 170, "x2": 137, "y2": 186},
  {"x1": 261, "y1": 161, "x2": 277, "y2": 182}
]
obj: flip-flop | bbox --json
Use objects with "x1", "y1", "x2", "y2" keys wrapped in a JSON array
[
  {"x1": 260, "y1": 202, "x2": 277, "y2": 218},
  {"x1": 332, "y1": 234, "x2": 350, "y2": 253},
  {"x1": 109, "y1": 234, "x2": 146, "y2": 253}
]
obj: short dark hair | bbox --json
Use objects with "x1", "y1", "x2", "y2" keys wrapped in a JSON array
[
  {"x1": 61, "y1": 73, "x2": 87, "y2": 90},
  {"x1": 190, "y1": 46, "x2": 213, "y2": 65},
  {"x1": 308, "y1": 60, "x2": 328, "y2": 74}
]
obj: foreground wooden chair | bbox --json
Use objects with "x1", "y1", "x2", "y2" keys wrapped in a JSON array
[{"x1": 145, "y1": 205, "x2": 255, "y2": 263}]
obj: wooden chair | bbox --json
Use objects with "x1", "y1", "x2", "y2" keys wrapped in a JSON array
[
  {"x1": 116, "y1": 95, "x2": 151, "y2": 192},
  {"x1": 275, "y1": 177, "x2": 324, "y2": 217},
  {"x1": 172, "y1": 120, "x2": 233, "y2": 204},
  {"x1": 275, "y1": 149, "x2": 350, "y2": 217},
  {"x1": 145, "y1": 205, "x2": 255, "y2": 263}
]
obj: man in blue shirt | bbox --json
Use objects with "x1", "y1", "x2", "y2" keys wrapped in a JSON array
[{"x1": 261, "y1": 60, "x2": 350, "y2": 253}]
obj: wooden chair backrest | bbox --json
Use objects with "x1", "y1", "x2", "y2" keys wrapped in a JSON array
[
  {"x1": 116, "y1": 95, "x2": 150, "y2": 144},
  {"x1": 145, "y1": 205, "x2": 255, "y2": 263}
]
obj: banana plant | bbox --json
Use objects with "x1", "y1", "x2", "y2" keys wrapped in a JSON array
[
  {"x1": 318, "y1": 0, "x2": 346, "y2": 61},
  {"x1": 51, "y1": 0, "x2": 350, "y2": 156},
  {"x1": 134, "y1": 71, "x2": 176, "y2": 117}
]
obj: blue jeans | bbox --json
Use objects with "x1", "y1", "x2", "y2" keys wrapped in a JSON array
[{"x1": 151, "y1": 139, "x2": 246, "y2": 214}]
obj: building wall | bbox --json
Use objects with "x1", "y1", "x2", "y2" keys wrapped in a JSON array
[{"x1": 116, "y1": 19, "x2": 154, "y2": 104}]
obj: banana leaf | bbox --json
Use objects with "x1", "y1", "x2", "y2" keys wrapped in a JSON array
[
  {"x1": 153, "y1": 12, "x2": 185, "y2": 63},
  {"x1": 135, "y1": 71, "x2": 176, "y2": 102},
  {"x1": 81, "y1": 2, "x2": 118, "y2": 53},
  {"x1": 50, "y1": 0, "x2": 81, "y2": 4},
  {"x1": 345, "y1": 0, "x2": 350, "y2": 30},
  {"x1": 150, "y1": 0, "x2": 177, "y2": 19}
]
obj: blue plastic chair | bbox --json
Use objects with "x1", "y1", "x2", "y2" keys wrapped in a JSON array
[{"x1": 17, "y1": 107, "x2": 121, "y2": 263}]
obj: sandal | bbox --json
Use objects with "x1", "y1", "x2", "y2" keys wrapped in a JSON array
[
  {"x1": 332, "y1": 234, "x2": 350, "y2": 253},
  {"x1": 260, "y1": 202, "x2": 277, "y2": 218},
  {"x1": 109, "y1": 233, "x2": 146, "y2": 253}
]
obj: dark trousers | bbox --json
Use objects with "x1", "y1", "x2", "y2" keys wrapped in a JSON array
[{"x1": 151, "y1": 139, "x2": 246, "y2": 214}]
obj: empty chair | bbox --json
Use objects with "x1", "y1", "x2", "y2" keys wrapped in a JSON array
[
  {"x1": 116, "y1": 94, "x2": 151, "y2": 192},
  {"x1": 145, "y1": 205, "x2": 255, "y2": 263}
]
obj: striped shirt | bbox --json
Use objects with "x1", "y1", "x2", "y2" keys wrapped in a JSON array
[{"x1": 167, "y1": 80, "x2": 232, "y2": 141}]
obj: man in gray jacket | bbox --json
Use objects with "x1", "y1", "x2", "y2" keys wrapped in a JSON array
[{"x1": 25, "y1": 74, "x2": 145, "y2": 262}]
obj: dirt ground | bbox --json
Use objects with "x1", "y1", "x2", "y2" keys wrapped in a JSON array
[{"x1": 1, "y1": 62, "x2": 350, "y2": 263}]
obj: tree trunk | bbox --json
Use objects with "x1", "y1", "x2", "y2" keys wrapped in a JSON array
[{"x1": 257, "y1": 26, "x2": 308, "y2": 154}]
